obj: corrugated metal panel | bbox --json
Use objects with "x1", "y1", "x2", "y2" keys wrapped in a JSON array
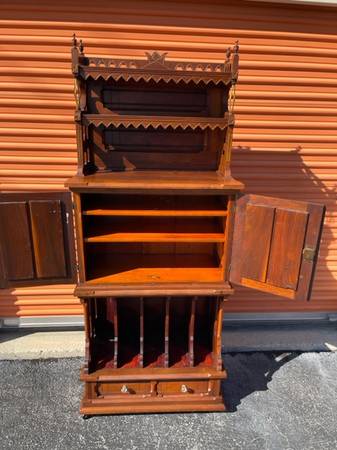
[{"x1": 0, "y1": 0, "x2": 336, "y2": 316}]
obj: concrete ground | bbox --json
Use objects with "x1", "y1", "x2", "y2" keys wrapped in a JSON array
[{"x1": 1, "y1": 353, "x2": 337, "y2": 450}]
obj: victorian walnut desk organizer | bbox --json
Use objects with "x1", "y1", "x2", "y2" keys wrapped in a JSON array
[
  {"x1": 63, "y1": 36, "x2": 326, "y2": 416},
  {"x1": 0, "y1": 36, "x2": 320, "y2": 417}
]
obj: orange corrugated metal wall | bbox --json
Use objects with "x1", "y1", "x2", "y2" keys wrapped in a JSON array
[{"x1": 0, "y1": 0, "x2": 336, "y2": 317}]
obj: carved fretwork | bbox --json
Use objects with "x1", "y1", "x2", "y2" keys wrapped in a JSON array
[{"x1": 71, "y1": 37, "x2": 240, "y2": 86}]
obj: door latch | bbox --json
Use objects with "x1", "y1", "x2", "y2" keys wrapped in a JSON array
[{"x1": 302, "y1": 246, "x2": 315, "y2": 262}]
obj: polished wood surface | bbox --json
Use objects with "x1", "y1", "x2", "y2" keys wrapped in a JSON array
[
  {"x1": 230, "y1": 194, "x2": 325, "y2": 301},
  {"x1": 72, "y1": 39, "x2": 239, "y2": 174},
  {"x1": 66, "y1": 171, "x2": 244, "y2": 192},
  {"x1": 0, "y1": 192, "x2": 76, "y2": 288},
  {"x1": 67, "y1": 38, "x2": 325, "y2": 416}
]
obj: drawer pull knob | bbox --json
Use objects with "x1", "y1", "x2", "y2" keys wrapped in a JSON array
[
  {"x1": 121, "y1": 384, "x2": 130, "y2": 394},
  {"x1": 181, "y1": 384, "x2": 189, "y2": 393}
]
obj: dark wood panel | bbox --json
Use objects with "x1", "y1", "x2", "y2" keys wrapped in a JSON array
[
  {"x1": 241, "y1": 204, "x2": 275, "y2": 283},
  {"x1": 0, "y1": 202, "x2": 34, "y2": 281},
  {"x1": 90, "y1": 127, "x2": 220, "y2": 171},
  {"x1": 104, "y1": 128, "x2": 204, "y2": 153},
  {"x1": 101, "y1": 85, "x2": 207, "y2": 115},
  {"x1": 29, "y1": 200, "x2": 67, "y2": 279},
  {"x1": 267, "y1": 209, "x2": 308, "y2": 290}
]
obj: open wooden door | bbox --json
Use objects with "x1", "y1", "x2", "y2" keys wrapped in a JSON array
[
  {"x1": 229, "y1": 194, "x2": 325, "y2": 300},
  {"x1": 0, "y1": 192, "x2": 76, "y2": 289}
]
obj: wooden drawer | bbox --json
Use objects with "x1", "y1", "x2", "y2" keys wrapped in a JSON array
[
  {"x1": 96, "y1": 381, "x2": 151, "y2": 397},
  {"x1": 157, "y1": 380, "x2": 210, "y2": 396}
]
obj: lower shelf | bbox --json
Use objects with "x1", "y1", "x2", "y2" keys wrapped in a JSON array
[
  {"x1": 81, "y1": 366, "x2": 227, "y2": 382},
  {"x1": 87, "y1": 267, "x2": 223, "y2": 284}
]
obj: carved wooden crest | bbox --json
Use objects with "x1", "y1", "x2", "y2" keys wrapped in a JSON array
[{"x1": 71, "y1": 35, "x2": 239, "y2": 85}]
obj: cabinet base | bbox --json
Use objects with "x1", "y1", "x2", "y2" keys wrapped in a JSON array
[{"x1": 80, "y1": 395, "x2": 226, "y2": 415}]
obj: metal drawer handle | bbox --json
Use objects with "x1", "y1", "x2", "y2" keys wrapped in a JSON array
[
  {"x1": 181, "y1": 384, "x2": 190, "y2": 394},
  {"x1": 121, "y1": 384, "x2": 130, "y2": 394}
]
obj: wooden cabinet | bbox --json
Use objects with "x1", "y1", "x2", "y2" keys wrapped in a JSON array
[{"x1": 0, "y1": 36, "x2": 325, "y2": 416}]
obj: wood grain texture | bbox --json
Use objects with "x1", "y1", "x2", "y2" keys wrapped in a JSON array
[
  {"x1": 0, "y1": 202, "x2": 34, "y2": 281},
  {"x1": 29, "y1": 200, "x2": 67, "y2": 279},
  {"x1": 0, "y1": 192, "x2": 76, "y2": 288},
  {"x1": 85, "y1": 232, "x2": 226, "y2": 243},
  {"x1": 86, "y1": 268, "x2": 223, "y2": 285},
  {"x1": 266, "y1": 209, "x2": 308, "y2": 290},
  {"x1": 80, "y1": 396, "x2": 226, "y2": 415},
  {"x1": 241, "y1": 204, "x2": 275, "y2": 283},
  {"x1": 65, "y1": 171, "x2": 244, "y2": 192},
  {"x1": 80, "y1": 365, "x2": 227, "y2": 382},
  {"x1": 75, "y1": 282, "x2": 233, "y2": 298},
  {"x1": 230, "y1": 194, "x2": 325, "y2": 301}
]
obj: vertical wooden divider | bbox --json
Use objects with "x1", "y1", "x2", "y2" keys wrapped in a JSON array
[
  {"x1": 139, "y1": 297, "x2": 144, "y2": 368},
  {"x1": 82, "y1": 298, "x2": 91, "y2": 374},
  {"x1": 87, "y1": 299, "x2": 93, "y2": 340},
  {"x1": 111, "y1": 297, "x2": 118, "y2": 369},
  {"x1": 189, "y1": 297, "x2": 196, "y2": 367},
  {"x1": 93, "y1": 298, "x2": 98, "y2": 339},
  {"x1": 106, "y1": 297, "x2": 118, "y2": 368},
  {"x1": 221, "y1": 195, "x2": 236, "y2": 279},
  {"x1": 213, "y1": 297, "x2": 224, "y2": 371},
  {"x1": 164, "y1": 297, "x2": 170, "y2": 368}
]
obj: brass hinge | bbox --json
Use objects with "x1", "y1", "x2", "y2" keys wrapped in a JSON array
[{"x1": 303, "y1": 246, "x2": 316, "y2": 262}]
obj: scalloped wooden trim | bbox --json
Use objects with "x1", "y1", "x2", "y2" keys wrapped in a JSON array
[
  {"x1": 82, "y1": 113, "x2": 233, "y2": 130},
  {"x1": 79, "y1": 68, "x2": 232, "y2": 85}
]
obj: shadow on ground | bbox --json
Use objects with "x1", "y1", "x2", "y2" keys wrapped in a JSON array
[
  {"x1": 1, "y1": 353, "x2": 337, "y2": 450},
  {"x1": 222, "y1": 352, "x2": 298, "y2": 412}
]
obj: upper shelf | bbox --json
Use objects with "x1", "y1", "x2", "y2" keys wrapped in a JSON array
[
  {"x1": 71, "y1": 36, "x2": 239, "y2": 86},
  {"x1": 82, "y1": 113, "x2": 233, "y2": 130},
  {"x1": 65, "y1": 170, "x2": 244, "y2": 192}
]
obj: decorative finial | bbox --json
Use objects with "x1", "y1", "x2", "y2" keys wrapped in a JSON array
[
  {"x1": 79, "y1": 39, "x2": 84, "y2": 55},
  {"x1": 225, "y1": 47, "x2": 231, "y2": 64},
  {"x1": 234, "y1": 40, "x2": 239, "y2": 54},
  {"x1": 72, "y1": 33, "x2": 77, "y2": 48}
]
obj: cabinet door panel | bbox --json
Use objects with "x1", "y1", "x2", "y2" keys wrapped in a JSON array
[
  {"x1": 0, "y1": 192, "x2": 76, "y2": 288},
  {"x1": 29, "y1": 200, "x2": 67, "y2": 279},
  {"x1": 230, "y1": 194, "x2": 325, "y2": 301},
  {"x1": 240, "y1": 204, "x2": 274, "y2": 283},
  {"x1": 0, "y1": 202, "x2": 35, "y2": 282},
  {"x1": 266, "y1": 209, "x2": 308, "y2": 290}
]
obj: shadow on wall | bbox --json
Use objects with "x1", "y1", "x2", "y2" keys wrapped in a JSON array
[{"x1": 222, "y1": 352, "x2": 299, "y2": 412}]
